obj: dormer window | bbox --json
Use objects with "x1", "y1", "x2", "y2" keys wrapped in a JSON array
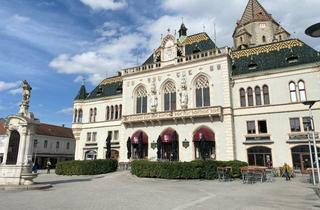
[
  {"x1": 248, "y1": 60, "x2": 258, "y2": 70},
  {"x1": 97, "y1": 86, "x2": 103, "y2": 95},
  {"x1": 287, "y1": 55, "x2": 299, "y2": 64}
]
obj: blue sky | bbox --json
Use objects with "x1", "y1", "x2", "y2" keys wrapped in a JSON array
[{"x1": 0, "y1": 0, "x2": 319, "y2": 127}]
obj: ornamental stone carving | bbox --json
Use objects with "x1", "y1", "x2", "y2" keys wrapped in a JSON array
[
  {"x1": 150, "y1": 81, "x2": 158, "y2": 112},
  {"x1": 180, "y1": 75, "x2": 188, "y2": 109},
  {"x1": 19, "y1": 80, "x2": 32, "y2": 116}
]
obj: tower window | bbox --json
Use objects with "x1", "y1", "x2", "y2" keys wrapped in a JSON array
[{"x1": 262, "y1": 36, "x2": 266, "y2": 43}]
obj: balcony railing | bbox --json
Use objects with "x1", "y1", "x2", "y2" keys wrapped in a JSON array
[{"x1": 122, "y1": 106, "x2": 223, "y2": 125}]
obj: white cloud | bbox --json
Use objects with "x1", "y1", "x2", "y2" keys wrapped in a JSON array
[
  {"x1": 57, "y1": 107, "x2": 74, "y2": 115},
  {"x1": 0, "y1": 81, "x2": 20, "y2": 92},
  {"x1": 8, "y1": 88, "x2": 21, "y2": 95},
  {"x1": 80, "y1": 0, "x2": 127, "y2": 10},
  {"x1": 50, "y1": 33, "x2": 148, "y2": 85},
  {"x1": 74, "y1": 75, "x2": 85, "y2": 83},
  {"x1": 11, "y1": 14, "x2": 30, "y2": 24}
]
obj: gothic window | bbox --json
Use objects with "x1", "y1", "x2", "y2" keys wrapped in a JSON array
[
  {"x1": 298, "y1": 80, "x2": 306, "y2": 102},
  {"x1": 289, "y1": 82, "x2": 297, "y2": 102},
  {"x1": 163, "y1": 81, "x2": 176, "y2": 111},
  {"x1": 262, "y1": 35, "x2": 266, "y2": 43},
  {"x1": 93, "y1": 108, "x2": 97, "y2": 122},
  {"x1": 240, "y1": 88, "x2": 246, "y2": 107},
  {"x1": 255, "y1": 86, "x2": 262, "y2": 106},
  {"x1": 74, "y1": 109, "x2": 77, "y2": 123},
  {"x1": 247, "y1": 87, "x2": 254, "y2": 106},
  {"x1": 135, "y1": 86, "x2": 148, "y2": 114},
  {"x1": 119, "y1": 104, "x2": 122, "y2": 119},
  {"x1": 106, "y1": 106, "x2": 110, "y2": 121},
  {"x1": 115, "y1": 105, "x2": 119, "y2": 119},
  {"x1": 262, "y1": 85, "x2": 270, "y2": 105},
  {"x1": 89, "y1": 108, "x2": 93, "y2": 122},
  {"x1": 44, "y1": 140, "x2": 48, "y2": 149},
  {"x1": 111, "y1": 106, "x2": 114, "y2": 120},
  {"x1": 195, "y1": 75, "x2": 210, "y2": 107},
  {"x1": 78, "y1": 109, "x2": 83, "y2": 123}
]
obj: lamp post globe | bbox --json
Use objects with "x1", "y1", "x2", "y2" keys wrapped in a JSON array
[{"x1": 305, "y1": 23, "x2": 320, "y2": 38}]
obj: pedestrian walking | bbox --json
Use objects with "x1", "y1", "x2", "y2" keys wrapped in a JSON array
[
  {"x1": 46, "y1": 160, "x2": 51, "y2": 174},
  {"x1": 283, "y1": 163, "x2": 291, "y2": 181}
]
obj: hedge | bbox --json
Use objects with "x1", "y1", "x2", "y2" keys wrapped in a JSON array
[
  {"x1": 130, "y1": 160, "x2": 248, "y2": 179},
  {"x1": 55, "y1": 159, "x2": 118, "y2": 175}
]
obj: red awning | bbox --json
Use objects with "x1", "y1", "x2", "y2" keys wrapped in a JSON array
[
  {"x1": 193, "y1": 127, "x2": 215, "y2": 142},
  {"x1": 160, "y1": 128, "x2": 177, "y2": 143},
  {"x1": 131, "y1": 131, "x2": 148, "y2": 144}
]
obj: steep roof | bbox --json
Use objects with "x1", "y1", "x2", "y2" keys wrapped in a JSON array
[
  {"x1": 231, "y1": 39, "x2": 320, "y2": 76},
  {"x1": 238, "y1": 0, "x2": 273, "y2": 26},
  {"x1": 74, "y1": 84, "x2": 88, "y2": 101},
  {"x1": 34, "y1": 123, "x2": 74, "y2": 139},
  {"x1": 0, "y1": 121, "x2": 6, "y2": 135},
  {"x1": 143, "y1": 32, "x2": 216, "y2": 65},
  {"x1": 86, "y1": 76, "x2": 123, "y2": 100}
]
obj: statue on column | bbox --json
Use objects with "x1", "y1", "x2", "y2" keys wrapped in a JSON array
[
  {"x1": 150, "y1": 81, "x2": 158, "y2": 112},
  {"x1": 19, "y1": 80, "x2": 32, "y2": 116},
  {"x1": 180, "y1": 75, "x2": 188, "y2": 109}
]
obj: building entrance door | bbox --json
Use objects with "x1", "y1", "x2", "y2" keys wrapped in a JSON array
[{"x1": 291, "y1": 145, "x2": 320, "y2": 173}]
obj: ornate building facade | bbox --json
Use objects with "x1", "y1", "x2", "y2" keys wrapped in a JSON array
[{"x1": 72, "y1": 0, "x2": 320, "y2": 172}]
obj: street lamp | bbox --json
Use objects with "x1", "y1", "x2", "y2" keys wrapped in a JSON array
[
  {"x1": 305, "y1": 23, "x2": 320, "y2": 38},
  {"x1": 303, "y1": 100, "x2": 320, "y2": 185}
]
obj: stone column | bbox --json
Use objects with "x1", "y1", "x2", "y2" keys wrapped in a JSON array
[
  {"x1": 16, "y1": 127, "x2": 28, "y2": 166},
  {"x1": 23, "y1": 133, "x2": 32, "y2": 165}
]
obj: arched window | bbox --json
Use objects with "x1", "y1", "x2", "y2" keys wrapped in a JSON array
[
  {"x1": 163, "y1": 81, "x2": 176, "y2": 111},
  {"x1": 89, "y1": 108, "x2": 93, "y2": 122},
  {"x1": 106, "y1": 106, "x2": 110, "y2": 121},
  {"x1": 119, "y1": 104, "x2": 122, "y2": 119},
  {"x1": 158, "y1": 128, "x2": 179, "y2": 160},
  {"x1": 247, "y1": 87, "x2": 254, "y2": 106},
  {"x1": 289, "y1": 82, "x2": 297, "y2": 102},
  {"x1": 240, "y1": 88, "x2": 246, "y2": 107},
  {"x1": 93, "y1": 108, "x2": 97, "y2": 122},
  {"x1": 195, "y1": 75, "x2": 210, "y2": 107},
  {"x1": 74, "y1": 109, "x2": 77, "y2": 123},
  {"x1": 298, "y1": 80, "x2": 306, "y2": 102},
  {"x1": 255, "y1": 86, "x2": 262, "y2": 106},
  {"x1": 262, "y1": 35, "x2": 266, "y2": 43},
  {"x1": 131, "y1": 131, "x2": 149, "y2": 159},
  {"x1": 115, "y1": 105, "x2": 119, "y2": 119},
  {"x1": 78, "y1": 109, "x2": 83, "y2": 123},
  {"x1": 111, "y1": 106, "x2": 114, "y2": 120},
  {"x1": 262, "y1": 85, "x2": 270, "y2": 105},
  {"x1": 44, "y1": 140, "x2": 48, "y2": 149},
  {"x1": 135, "y1": 86, "x2": 148, "y2": 114}
]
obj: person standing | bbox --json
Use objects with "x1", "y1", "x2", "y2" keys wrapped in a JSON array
[{"x1": 46, "y1": 160, "x2": 51, "y2": 174}]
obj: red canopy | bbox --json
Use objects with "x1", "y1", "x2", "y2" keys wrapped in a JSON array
[
  {"x1": 193, "y1": 127, "x2": 215, "y2": 142},
  {"x1": 131, "y1": 131, "x2": 148, "y2": 144},
  {"x1": 160, "y1": 128, "x2": 178, "y2": 143}
]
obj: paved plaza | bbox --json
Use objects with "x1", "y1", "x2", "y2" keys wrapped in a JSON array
[{"x1": 0, "y1": 171, "x2": 319, "y2": 210}]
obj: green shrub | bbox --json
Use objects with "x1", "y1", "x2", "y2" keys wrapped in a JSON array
[
  {"x1": 130, "y1": 160, "x2": 248, "y2": 179},
  {"x1": 55, "y1": 159, "x2": 118, "y2": 175}
]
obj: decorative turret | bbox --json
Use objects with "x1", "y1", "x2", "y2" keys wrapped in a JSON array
[
  {"x1": 178, "y1": 23, "x2": 187, "y2": 37},
  {"x1": 233, "y1": 0, "x2": 290, "y2": 49},
  {"x1": 74, "y1": 84, "x2": 87, "y2": 100}
]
